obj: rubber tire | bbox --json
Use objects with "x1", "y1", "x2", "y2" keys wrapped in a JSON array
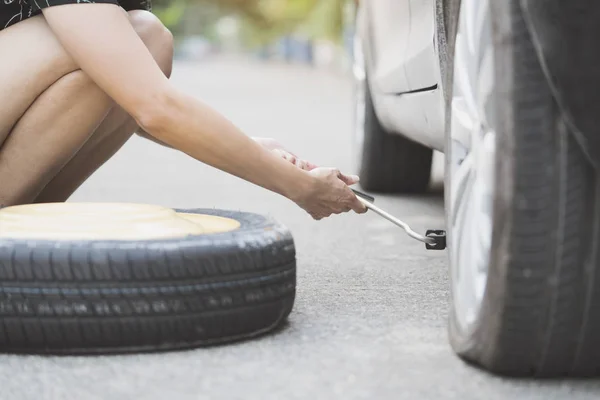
[
  {"x1": 356, "y1": 75, "x2": 433, "y2": 193},
  {"x1": 445, "y1": 0, "x2": 600, "y2": 377},
  {"x1": 0, "y1": 209, "x2": 296, "y2": 355}
]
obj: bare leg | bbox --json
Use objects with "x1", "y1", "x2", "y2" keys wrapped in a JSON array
[
  {"x1": 32, "y1": 108, "x2": 138, "y2": 203},
  {"x1": 0, "y1": 10, "x2": 173, "y2": 206},
  {"x1": 34, "y1": 11, "x2": 174, "y2": 203}
]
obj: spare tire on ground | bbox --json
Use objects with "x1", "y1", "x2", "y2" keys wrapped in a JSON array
[{"x1": 0, "y1": 203, "x2": 296, "y2": 354}]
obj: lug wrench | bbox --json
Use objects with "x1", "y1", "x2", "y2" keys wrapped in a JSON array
[{"x1": 351, "y1": 188, "x2": 446, "y2": 250}]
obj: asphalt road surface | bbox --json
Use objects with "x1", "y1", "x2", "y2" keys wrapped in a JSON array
[{"x1": 2, "y1": 57, "x2": 599, "y2": 400}]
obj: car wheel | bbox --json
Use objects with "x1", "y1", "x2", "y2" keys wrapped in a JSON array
[
  {"x1": 445, "y1": 0, "x2": 600, "y2": 377},
  {"x1": 0, "y1": 203, "x2": 295, "y2": 355},
  {"x1": 352, "y1": 29, "x2": 433, "y2": 194}
]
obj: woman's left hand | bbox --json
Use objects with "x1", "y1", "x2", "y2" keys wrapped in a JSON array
[{"x1": 253, "y1": 137, "x2": 318, "y2": 171}]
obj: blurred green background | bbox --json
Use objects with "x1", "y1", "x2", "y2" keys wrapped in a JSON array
[{"x1": 152, "y1": 0, "x2": 358, "y2": 70}]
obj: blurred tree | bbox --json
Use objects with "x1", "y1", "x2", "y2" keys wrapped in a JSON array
[
  {"x1": 152, "y1": 0, "x2": 355, "y2": 50},
  {"x1": 237, "y1": 0, "x2": 318, "y2": 47},
  {"x1": 153, "y1": 0, "x2": 266, "y2": 27},
  {"x1": 152, "y1": 0, "x2": 187, "y2": 32},
  {"x1": 297, "y1": 0, "x2": 347, "y2": 41}
]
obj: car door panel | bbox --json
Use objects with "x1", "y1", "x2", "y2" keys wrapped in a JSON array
[
  {"x1": 357, "y1": 0, "x2": 446, "y2": 151},
  {"x1": 365, "y1": 0, "x2": 438, "y2": 95},
  {"x1": 404, "y1": 0, "x2": 439, "y2": 91},
  {"x1": 365, "y1": 0, "x2": 411, "y2": 94}
]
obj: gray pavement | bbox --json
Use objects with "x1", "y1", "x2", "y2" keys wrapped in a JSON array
[{"x1": 2, "y1": 58, "x2": 599, "y2": 400}]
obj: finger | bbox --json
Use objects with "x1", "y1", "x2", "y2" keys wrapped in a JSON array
[
  {"x1": 279, "y1": 145, "x2": 298, "y2": 158},
  {"x1": 337, "y1": 172, "x2": 360, "y2": 186},
  {"x1": 296, "y1": 159, "x2": 314, "y2": 171},
  {"x1": 279, "y1": 150, "x2": 292, "y2": 161},
  {"x1": 275, "y1": 149, "x2": 298, "y2": 165},
  {"x1": 304, "y1": 161, "x2": 318, "y2": 171},
  {"x1": 284, "y1": 152, "x2": 299, "y2": 165},
  {"x1": 336, "y1": 205, "x2": 349, "y2": 214},
  {"x1": 286, "y1": 150, "x2": 299, "y2": 158},
  {"x1": 310, "y1": 211, "x2": 323, "y2": 220},
  {"x1": 349, "y1": 193, "x2": 368, "y2": 214},
  {"x1": 286, "y1": 154, "x2": 297, "y2": 164}
]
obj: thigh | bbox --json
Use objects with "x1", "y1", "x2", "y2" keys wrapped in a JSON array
[{"x1": 0, "y1": 15, "x2": 79, "y2": 141}]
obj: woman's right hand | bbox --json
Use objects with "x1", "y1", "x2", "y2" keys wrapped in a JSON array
[{"x1": 292, "y1": 168, "x2": 367, "y2": 220}]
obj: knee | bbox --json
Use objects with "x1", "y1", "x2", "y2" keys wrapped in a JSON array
[
  {"x1": 54, "y1": 70, "x2": 97, "y2": 93},
  {"x1": 128, "y1": 10, "x2": 174, "y2": 78}
]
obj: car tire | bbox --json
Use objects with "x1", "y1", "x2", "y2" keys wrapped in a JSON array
[
  {"x1": 353, "y1": 30, "x2": 433, "y2": 194},
  {"x1": 445, "y1": 0, "x2": 600, "y2": 377},
  {"x1": 0, "y1": 206, "x2": 296, "y2": 355}
]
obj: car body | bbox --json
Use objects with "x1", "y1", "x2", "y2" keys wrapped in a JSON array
[{"x1": 354, "y1": 0, "x2": 445, "y2": 152}]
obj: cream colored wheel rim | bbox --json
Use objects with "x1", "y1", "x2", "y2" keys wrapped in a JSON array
[{"x1": 0, "y1": 203, "x2": 241, "y2": 241}]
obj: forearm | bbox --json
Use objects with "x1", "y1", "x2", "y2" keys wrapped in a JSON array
[
  {"x1": 138, "y1": 129, "x2": 262, "y2": 152},
  {"x1": 143, "y1": 88, "x2": 312, "y2": 200}
]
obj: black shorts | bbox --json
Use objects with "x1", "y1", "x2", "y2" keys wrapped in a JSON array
[{"x1": 1, "y1": 0, "x2": 151, "y2": 32}]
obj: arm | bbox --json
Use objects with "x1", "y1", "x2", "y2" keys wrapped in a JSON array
[
  {"x1": 41, "y1": 3, "x2": 312, "y2": 201},
  {"x1": 134, "y1": 130, "x2": 319, "y2": 173}
]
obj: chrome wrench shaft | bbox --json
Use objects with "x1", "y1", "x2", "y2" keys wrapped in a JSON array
[{"x1": 351, "y1": 188, "x2": 437, "y2": 245}]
